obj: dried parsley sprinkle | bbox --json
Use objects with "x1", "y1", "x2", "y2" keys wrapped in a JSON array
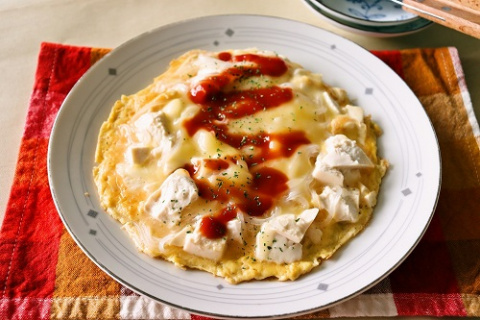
[{"x1": 240, "y1": 136, "x2": 247, "y2": 145}]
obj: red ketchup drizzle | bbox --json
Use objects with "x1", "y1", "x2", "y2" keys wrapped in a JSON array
[
  {"x1": 184, "y1": 52, "x2": 310, "y2": 239},
  {"x1": 203, "y1": 158, "x2": 229, "y2": 171},
  {"x1": 199, "y1": 206, "x2": 237, "y2": 239},
  {"x1": 184, "y1": 161, "x2": 287, "y2": 217}
]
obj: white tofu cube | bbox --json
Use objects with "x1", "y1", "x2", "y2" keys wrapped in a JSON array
[
  {"x1": 183, "y1": 221, "x2": 227, "y2": 261},
  {"x1": 144, "y1": 169, "x2": 198, "y2": 226}
]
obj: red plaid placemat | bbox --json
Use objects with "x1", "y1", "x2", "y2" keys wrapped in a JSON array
[{"x1": 0, "y1": 42, "x2": 479, "y2": 319}]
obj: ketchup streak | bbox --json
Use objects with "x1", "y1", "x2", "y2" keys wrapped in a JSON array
[
  {"x1": 184, "y1": 52, "x2": 310, "y2": 239},
  {"x1": 199, "y1": 206, "x2": 237, "y2": 239}
]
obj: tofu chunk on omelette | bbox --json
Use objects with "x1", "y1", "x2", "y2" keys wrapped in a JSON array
[{"x1": 93, "y1": 48, "x2": 388, "y2": 284}]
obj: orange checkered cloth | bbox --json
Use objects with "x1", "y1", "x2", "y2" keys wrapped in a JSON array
[{"x1": 0, "y1": 42, "x2": 479, "y2": 319}]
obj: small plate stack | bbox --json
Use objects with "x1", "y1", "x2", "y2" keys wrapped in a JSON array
[{"x1": 303, "y1": 0, "x2": 433, "y2": 37}]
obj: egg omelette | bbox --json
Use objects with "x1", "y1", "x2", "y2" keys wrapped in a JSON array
[{"x1": 93, "y1": 48, "x2": 388, "y2": 284}]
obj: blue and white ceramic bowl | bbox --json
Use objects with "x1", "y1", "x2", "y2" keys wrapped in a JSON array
[
  {"x1": 320, "y1": 0, "x2": 417, "y2": 26},
  {"x1": 304, "y1": 0, "x2": 433, "y2": 37}
]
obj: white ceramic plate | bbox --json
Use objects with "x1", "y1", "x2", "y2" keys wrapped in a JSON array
[{"x1": 48, "y1": 15, "x2": 441, "y2": 319}]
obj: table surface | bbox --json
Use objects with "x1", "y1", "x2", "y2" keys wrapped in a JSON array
[{"x1": 0, "y1": 1, "x2": 478, "y2": 318}]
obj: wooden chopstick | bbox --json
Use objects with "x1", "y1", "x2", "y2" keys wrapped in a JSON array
[{"x1": 390, "y1": 0, "x2": 480, "y2": 39}]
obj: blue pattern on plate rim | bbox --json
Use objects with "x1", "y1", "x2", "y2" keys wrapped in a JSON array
[{"x1": 347, "y1": 0, "x2": 404, "y2": 21}]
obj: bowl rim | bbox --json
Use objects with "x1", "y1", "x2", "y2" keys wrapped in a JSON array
[{"x1": 304, "y1": 0, "x2": 433, "y2": 36}]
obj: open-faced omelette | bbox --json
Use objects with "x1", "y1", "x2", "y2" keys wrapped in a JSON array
[{"x1": 93, "y1": 48, "x2": 388, "y2": 284}]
